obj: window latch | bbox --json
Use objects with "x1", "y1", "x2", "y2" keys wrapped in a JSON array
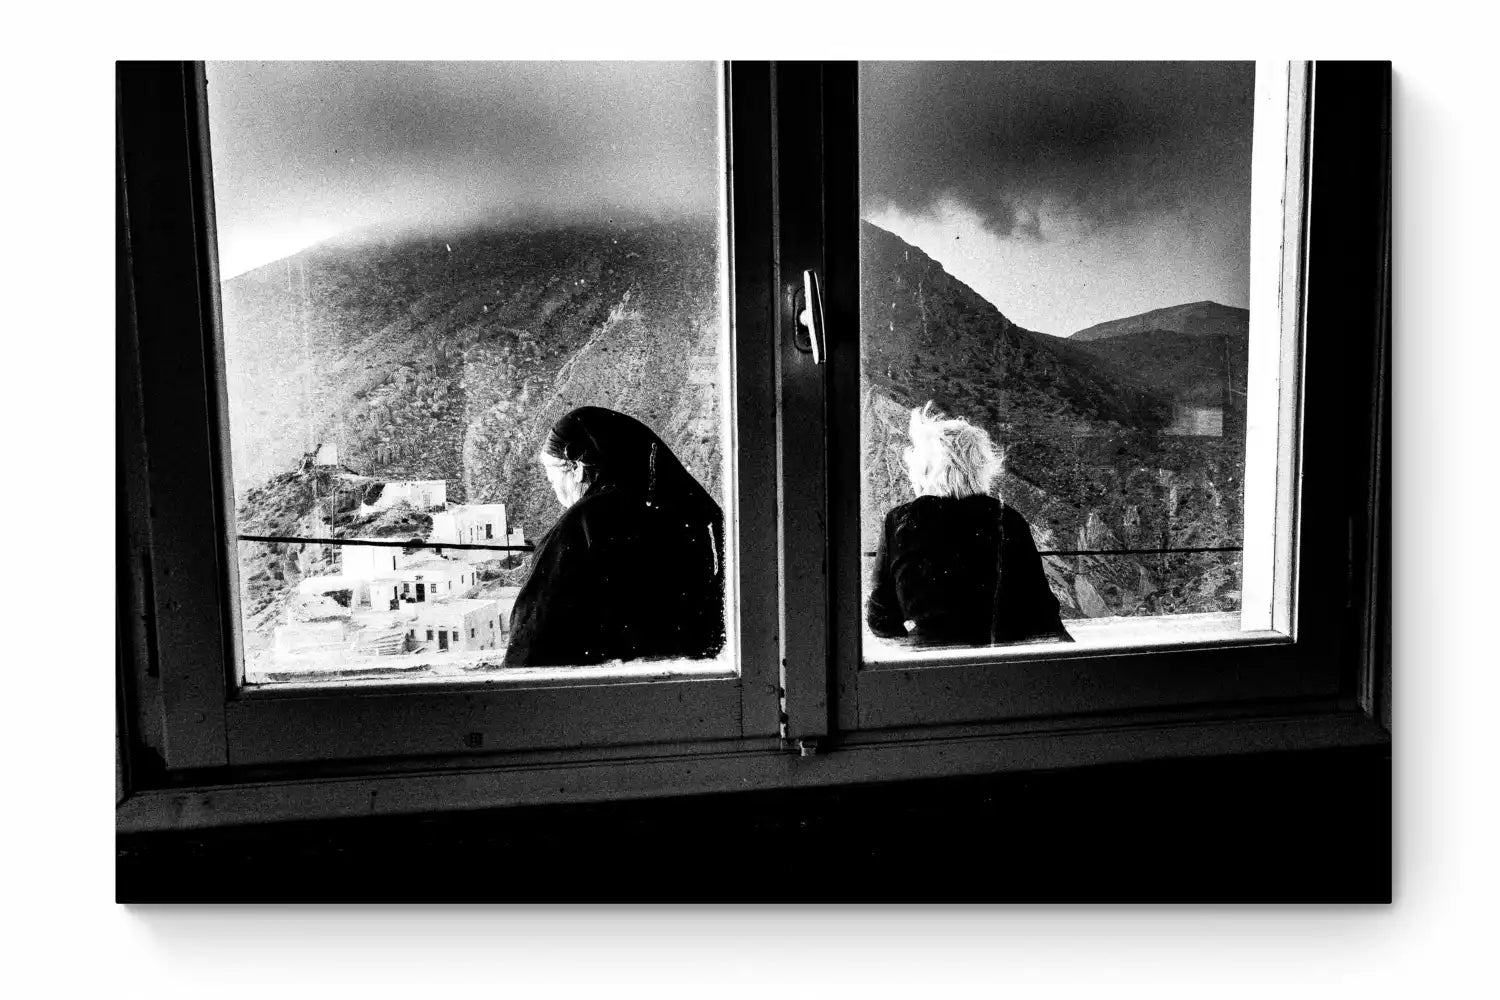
[{"x1": 793, "y1": 268, "x2": 827, "y2": 365}]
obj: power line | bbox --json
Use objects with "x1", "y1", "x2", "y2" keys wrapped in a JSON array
[{"x1": 239, "y1": 534, "x2": 533, "y2": 552}]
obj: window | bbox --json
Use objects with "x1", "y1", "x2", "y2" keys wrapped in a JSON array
[
  {"x1": 118, "y1": 61, "x2": 1387, "y2": 827},
  {"x1": 207, "y1": 60, "x2": 741, "y2": 688},
  {"x1": 859, "y1": 62, "x2": 1265, "y2": 646},
  {"x1": 825, "y1": 61, "x2": 1322, "y2": 732}
]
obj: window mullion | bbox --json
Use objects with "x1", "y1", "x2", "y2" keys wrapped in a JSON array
[
  {"x1": 726, "y1": 62, "x2": 784, "y2": 738},
  {"x1": 821, "y1": 63, "x2": 863, "y2": 735},
  {"x1": 772, "y1": 62, "x2": 832, "y2": 744}
]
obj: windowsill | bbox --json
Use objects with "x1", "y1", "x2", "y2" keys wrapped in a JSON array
[
  {"x1": 862, "y1": 611, "x2": 1292, "y2": 669},
  {"x1": 117, "y1": 708, "x2": 1386, "y2": 833},
  {"x1": 240, "y1": 650, "x2": 738, "y2": 695}
]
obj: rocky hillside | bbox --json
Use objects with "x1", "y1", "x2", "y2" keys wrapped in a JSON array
[
  {"x1": 222, "y1": 219, "x2": 725, "y2": 543},
  {"x1": 1072, "y1": 300, "x2": 1249, "y2": 342},
  {"x1": 227, "y1": 217, "x2": 1248, "y2": 632},
  {"x1": 860, "y1": 223, "x2": 1245, "y2": 619}
]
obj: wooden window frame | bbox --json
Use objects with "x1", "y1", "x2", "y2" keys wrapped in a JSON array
[
  {"x1": 826, "y1": 61, "x2": 1355, "y2": 734},
  {"x1": 117, "y1": 61, "x2": 784, "y2": 772},
  {"x1": 816, "y1": 62, "x2": 1386, "y2": 734},
  {"x1": 117, "y1": 60, "x2": 1388, "y2": 832}
]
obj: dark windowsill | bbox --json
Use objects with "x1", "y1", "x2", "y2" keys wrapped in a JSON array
[{"x1": 116, "y1": 744, "x2": 1391, "y2": 903}]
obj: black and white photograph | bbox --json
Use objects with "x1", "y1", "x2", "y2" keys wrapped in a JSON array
[
  {"x1": 22, "y1": 0, "x2": 1495, "y2": 977},
  {"x1": 112, "y1": 56, "x2": 1391, "y2": 906}
]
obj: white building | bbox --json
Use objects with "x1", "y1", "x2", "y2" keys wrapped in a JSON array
[
  {"x1": 403, "y1": 598, "x2": 504, "y2": 653},
  {"x1": 358, "y1": 479, "x2": 447, "y2": 515},
  {"x1": 429, "y1": 503, "x2": 525, "y2": 559},
  {"x1": 335, "y1": 538, "x2": 489, "y2": 610},
  {"x1": 367, "y1": 553, "x2": 479, "y2": 611},
  {"x1": 430, "y1": 503, "x2": 508, "y2": 551},
  {"x1": 339, "y1": 538, "x2": 428, "y2": 583}
]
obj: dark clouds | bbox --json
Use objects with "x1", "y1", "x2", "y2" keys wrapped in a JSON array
[
  {"x1": 859, "y1": 61, "x2": 1255, "y2": 241},
  {"x1": 206, "y1": 61, "x2": 721, "y2": 274}
]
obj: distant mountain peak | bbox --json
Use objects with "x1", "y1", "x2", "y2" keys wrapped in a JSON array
[{"x1": 1070, "y1": 300, "x2": 1248, "y2": 343}]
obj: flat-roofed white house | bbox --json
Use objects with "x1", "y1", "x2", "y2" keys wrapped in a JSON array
[
  {"x1": 334, "y1": 541, "x2": 485, "y2": 610},
  {"x1": 358, "y1": 479, "x2": 447, "y2": 516},
  {"x1": 429, "y1": 503, "x2": 524, "y2": 557},
  {"x1": 340, "y1": 538, "x2": 422, "y2": 583},
  {"x1": 431, "y1": 503, "x2": 506, "y2": 546},
  {"x1": 403, "y1": 598, "x2": 504, "y2": 653},
  {"x1": 368, "y1": 553, "x2": 479, "y2": 611}
]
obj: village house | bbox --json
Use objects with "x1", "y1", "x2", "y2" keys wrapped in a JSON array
[
  {"x1": 429, "y1": 503, "x2": 525, "y2": 557},
  {"x1": 357, "y1": 478, "x2": 447, "y2": 516},
  {"x1": 403, "y1": 598, "x2": 505, "y2": 654},
  {"x1": 339, "y1": 537, "x2": 425, "y2": 584},
  {"x1": 367, "y1": 553, "x2": 478, "y2": 611}
]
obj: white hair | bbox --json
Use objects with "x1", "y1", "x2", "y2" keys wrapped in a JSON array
[{"x1": 903, "y1": 401, "x2": 1003, "y2": 499}]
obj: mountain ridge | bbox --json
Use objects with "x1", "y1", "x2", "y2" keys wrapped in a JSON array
[
  {"x1": 226, "y1": 217, "x2": 1247, "y2": 635},
  {"x1": 1071, "y1": 300, "x2": 1248, "y2": 342}
]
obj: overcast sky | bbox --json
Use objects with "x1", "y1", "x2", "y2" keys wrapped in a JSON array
[
  {"x1": 861, "y1": 61, "x2": 1256, "y2": 335},
  {"x1": 205, "y1": 61, "x2": 722, "y2": 278},
  {"x1": 206, "y1": 61, "x2": 1254, "y2": 334}
]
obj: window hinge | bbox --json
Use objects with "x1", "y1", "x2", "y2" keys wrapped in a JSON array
[{"x1": 782, "y1": 737, "x2": 820, "y2": 757}]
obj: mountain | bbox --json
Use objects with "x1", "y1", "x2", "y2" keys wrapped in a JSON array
[
  {"x1": 228, "y1": 217, "x2": 1247, "y2": 638},
  {"x1": 221, "y1": 218, "x2": 725, "y2": 543},
  {"x1": 223, "y1": 219, "x2": 726, "y2": 646},
  {"x1": 859, "y1": 223, "x2": 1245, "y2": 619},
  {"x1": 1071, "y1": 300, "x2": 1248, "y2": 342},
  {"x1": 1065, "y1": 303, "x2": 1249, "y2": 438}
]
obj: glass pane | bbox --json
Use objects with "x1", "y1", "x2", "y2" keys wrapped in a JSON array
[
  {"x1": 208, "y1": 62, "x2": 731, "y2": 684},
  {"x1": 859, "y1": 61, "x2": 1258, "y2": 656}
]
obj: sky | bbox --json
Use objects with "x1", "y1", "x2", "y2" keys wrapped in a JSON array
[
  {"x1": 861, "y1": 61, "x2": 1256, "y2": 335},
  {"x1": 206, "y1": 61, "x2": 1254, "y2": 334},
  {"x1": 205, "y1": 61, "x2": 722, "y2": 278}
]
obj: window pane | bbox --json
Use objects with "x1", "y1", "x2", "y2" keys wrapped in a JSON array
[
  {"x1": 859, "y1": 62, "x2": 1260, "y2": 657},
  {"x1": 208, "y1": 61, "x2": 732, "y2": 683}
]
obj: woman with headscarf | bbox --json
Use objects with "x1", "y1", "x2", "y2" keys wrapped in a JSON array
[
  {"x1": 867, "y1": 402, "x2": 1071, "y2": 648},
  {"x1": 503, "y1": 406, "x2": 726, "y2": 666}
]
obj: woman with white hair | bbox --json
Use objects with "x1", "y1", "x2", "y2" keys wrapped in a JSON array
[{"x1": 867, "y1": 402, "x2": 1071, "y2": 647}]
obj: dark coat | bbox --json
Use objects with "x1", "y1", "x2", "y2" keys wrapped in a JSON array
[
  {"x1": 503, "y1": 484, "x2": 725, "y2": 667},
  {"x1": 867, "y1": 495, "x2": 1071, "y2": 647}
]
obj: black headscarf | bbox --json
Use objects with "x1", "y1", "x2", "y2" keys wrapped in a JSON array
[
  {"x1": 543, "y1": 407, "x2": 719, "y2": 527},
  {"x1": 505, "y1": 407, "x2": 725, "y2": 666}
]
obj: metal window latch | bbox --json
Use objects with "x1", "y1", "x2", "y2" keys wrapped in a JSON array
[{"x1": 793, "y1": 269, "x2": 827, "y2": 365}]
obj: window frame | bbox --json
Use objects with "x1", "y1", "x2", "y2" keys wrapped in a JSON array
[
  {"x1": 117, "y1": 60, "x2": 785, "y2": 770},
  {"x1": 117, "y1": 60, "x2": 1388, "y2": 831},
  {"x1": 822, "y1": 61, "x2": 1382, "y2": 734}
]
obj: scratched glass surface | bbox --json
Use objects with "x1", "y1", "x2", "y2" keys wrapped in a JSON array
[
  {"x1": 206, "y1": 62, "x2": 732, "y2": 682},
  {"x1": 858, "y1": 62, "x2": 1256, "y2": 656}
]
